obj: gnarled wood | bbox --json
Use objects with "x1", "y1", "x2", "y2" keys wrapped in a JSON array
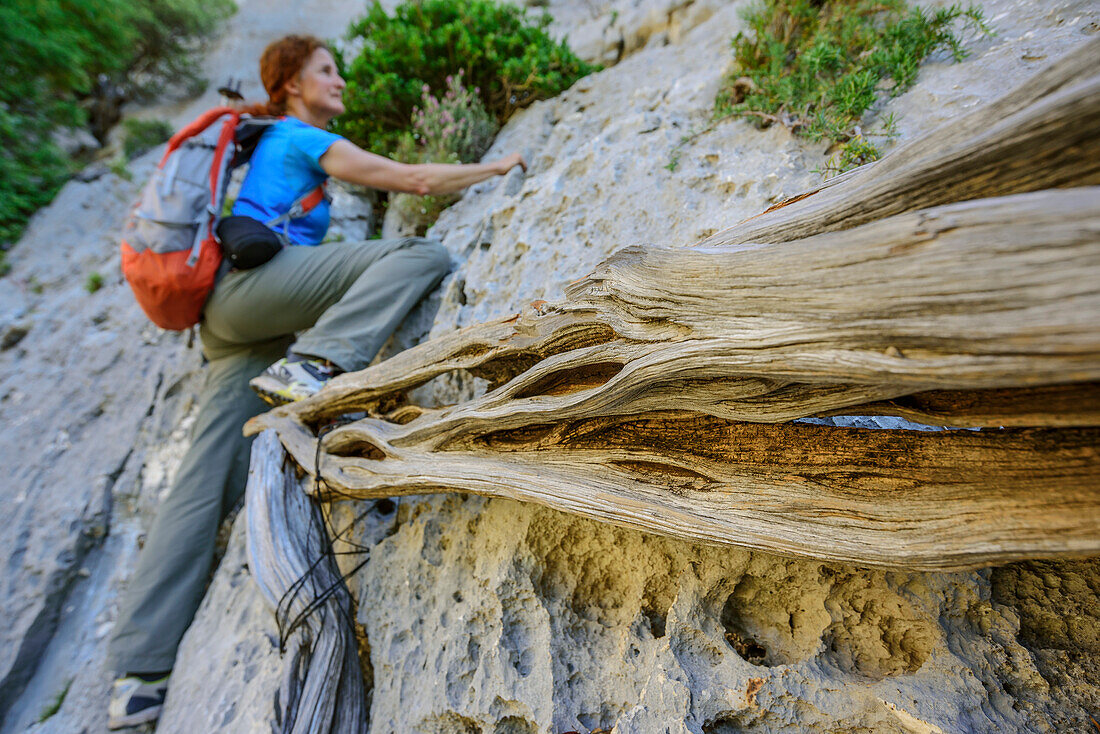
[
  {"x1": 247, "y1": 188, "x2": 1100, "y2": 570},
  {"x1": 247, "y1": 49, "x2": 1100, "y2": 572},
  {"x1": 251, "y1": 189, "x2": 1100, "y2": 433},
  {"x1": 264, "y1": 412, "x2": 1098, "y2": 570},
  {"x1": 245, "y1": 430, "x2": 367, "y2": 734},
  {"x1": 826, "y1": 383, "x2": 1100, "y2": 428}
]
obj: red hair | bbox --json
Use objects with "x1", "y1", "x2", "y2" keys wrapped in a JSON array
[{"x1": 241, "y1": 35, "x2": 330, "y2": 116}]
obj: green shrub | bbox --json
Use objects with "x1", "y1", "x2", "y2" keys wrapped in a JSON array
[
  {"x1": 337, "y1": 0, "x2": 595, "y2": 156},
  {"x1": 716, "y1": 0, "x2": 987, "y2": 169},
  {"x1": 123, "y1": 118, "x2": 174, "y2": 159},
  {"x1": 108, "y1": 158, "x2": 133, "y2": 181},
  {"x1": 0, "y1": 0, "x2": 234, "y2": 248},
  {"x1": 0, "y1": 108, "x2": 73, "y2": 246}
]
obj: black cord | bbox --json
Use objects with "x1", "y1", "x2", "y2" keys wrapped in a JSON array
[{"x1": 274, "y1": 420, "x2": 383, "y2": 649}]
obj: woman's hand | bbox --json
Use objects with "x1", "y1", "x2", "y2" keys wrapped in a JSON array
[{"x1": 493, "y1": 152, "x2": 527, "y2": 175}]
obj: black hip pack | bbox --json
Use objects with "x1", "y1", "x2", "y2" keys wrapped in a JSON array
[
  {"x1": 216, "y1": 183, "x2": 327, "y2": 269},
  {"x1": 216, "y1": 215, "x2": 284, "y2": 269}
]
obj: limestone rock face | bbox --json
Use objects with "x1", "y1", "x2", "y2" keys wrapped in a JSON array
[
  {"x1": 0, "y1": 2, "x2": 370, "y2": 729},
  {"x1": 357, "y1": 495, "x2": 1048, "y2": 732},
  {"x1": 0, "y1": 0, "x2": 1098, "y2": 732},
  {"x1": 540, "y1": 0, "x2": 729, "y2": 66},
  {"x1": 350, "y1": 1, "x2": 1100, "y2": 731},
  {"x1": 156, "y1": 516, "x2": 286, "y2": 734}
]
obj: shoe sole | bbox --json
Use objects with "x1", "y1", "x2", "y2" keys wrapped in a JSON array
[
  {"x1": 107, "y1": 704, "x2": 162, "y2": 729},
  {"x1": 249, "y1": 375, "x2": 302, "y2": 406}
]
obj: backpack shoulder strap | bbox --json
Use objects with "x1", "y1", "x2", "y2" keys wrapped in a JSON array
[
  {"x1": 160, "y1": 106, "x2": 240, "y2": 165},
  {"x1": 264, "y1": 182, "x2": 328, "y2": 229}
]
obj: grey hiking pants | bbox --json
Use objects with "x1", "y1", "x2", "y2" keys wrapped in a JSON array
[{"x1": 107, "y1": 236, "x2": 450, "y2": 675}]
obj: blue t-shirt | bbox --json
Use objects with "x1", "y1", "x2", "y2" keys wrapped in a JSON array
[{"x1": 233, "y1": 117, "x2": 344, "y2": 246}]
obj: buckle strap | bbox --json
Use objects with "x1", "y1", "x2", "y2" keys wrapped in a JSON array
[{"x1": 264, "y1": 183, "x2": 326, "y2": 229}]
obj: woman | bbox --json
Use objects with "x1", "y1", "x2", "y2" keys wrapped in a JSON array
[{"x1": 106, "y1": 35, "x2": 526, "y2": 729}]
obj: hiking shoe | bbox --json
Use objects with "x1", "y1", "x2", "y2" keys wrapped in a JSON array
[
  {"x1": 250, "y1": 357, "x2": 336, "y2": 405},
  {"x1": 108, "y1": 673, "x2": 169, "y2": 729}
]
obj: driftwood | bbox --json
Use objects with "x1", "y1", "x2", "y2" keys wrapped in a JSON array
[
  {"x1": 250, "y1": 188, "x2": 1100, "y2": 570},
  {"x1": 245, "y1": 430, "x2": 367, "y2": 734},
  {"x1": 246, "y1": 43, "x2": 1100, "y2": 575}
]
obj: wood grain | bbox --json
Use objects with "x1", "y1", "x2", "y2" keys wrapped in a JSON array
[{"x1": 245, "y1": 49, "x2": 1100, "y2": 572}]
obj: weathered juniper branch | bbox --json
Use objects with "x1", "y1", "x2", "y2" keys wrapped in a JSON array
[
  {"x1": 265, "y1": 412, "x2": 1099, "y2": 571},
  {"x1": 245, "y1": 431, "x2": 367, "y2": 734},
  {"x1": 246, "y1": 188, "x2": 1100, "y2": 570},
  {"x1": 250, "y1": 188, "x2": 1100, "y2": 434},
  {"x1": 245, "y1": 48, "x2": 1100, "y2": 572}
]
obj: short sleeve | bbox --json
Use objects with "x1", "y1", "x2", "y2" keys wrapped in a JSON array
[{"x1": 287, "y1": 122, "x2": 344, "y2": 173}]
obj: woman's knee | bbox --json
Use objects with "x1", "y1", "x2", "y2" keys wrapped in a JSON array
[{"x1": 408, "y1": 237, "x2": 451, "y2": 277}]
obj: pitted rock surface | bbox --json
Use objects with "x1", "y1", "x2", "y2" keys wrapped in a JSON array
[{"x1": 1, "y1": 0, "x2": 1098, "y2": 732}]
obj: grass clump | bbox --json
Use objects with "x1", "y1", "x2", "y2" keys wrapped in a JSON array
[
  {"x1": 85, "y1": 271, "x2": 105, "y2": 293},
  {"x1": 336, "y1": 0, "x2": 595, "y2": 156},
  {"x1": 715, "y1": 0, "x2": 988, "y2": 173},
  {"x1": 123, "y1": 118, "x2": 174, "y2": 160},
  {"x1": 37, "y1": 679, "x2": 71, "y2": 723}
]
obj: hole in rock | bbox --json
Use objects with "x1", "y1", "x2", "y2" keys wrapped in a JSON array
[
  {"x1": 416, "y1": 713, "x2": 483, "y2": 734},
  {"x1": 644, "y1": 608, "x2": 667, "y2": 638},
  {"x1": 703, "y1": 714, "x2": 747, "y2": 734},
  {"x1": 514, "y1": 361, "x2": 625, "y2": 399},
  {"x1": 720, "y1": 574, "x2": 831, "y2": 667},
  {"x1": 493, "y1": 715, "x2": 538, "y2": 734},
  {"x1": 723, "y1": 626, "x2": 767, "y2": 665}
]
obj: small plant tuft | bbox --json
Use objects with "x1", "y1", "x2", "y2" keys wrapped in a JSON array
[
  {"x1": 85, "y1": 271, "x2": 104, "y2": 293},
  {"x1": 0, "y1": 251, "x2": 10, "y2": 278},
  {"x1": 123, "y1": 118, "x2": 174, "y2": 160},
  {"x1": 813, "y1": 112, "x2": 900, "y2": 178},
  {"x1": 108, "y1": 158, "x2": 133, "y2": 181},
  {"x1": 407, "y1": 71, "x2": 499, "y2": 166},
  {"x1": 37, "y1": 679, "x2": 72, "y2": 723},
  {"x1": 715, "y1": 0, "x2": 989, "y2": 173}
]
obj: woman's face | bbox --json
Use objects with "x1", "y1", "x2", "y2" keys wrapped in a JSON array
[{"x1": 293, "y1": 48, "x2": 346, "y2": 120}]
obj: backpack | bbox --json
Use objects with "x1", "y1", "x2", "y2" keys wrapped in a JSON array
[{"x1": 120, "y1": 107, "x2": 324, "y2": 331}]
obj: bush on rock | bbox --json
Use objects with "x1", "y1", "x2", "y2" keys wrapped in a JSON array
[
  {"x1": 0, "y1": 0, "x2": 234, "y2": 248},
  {"x1": 336, "y1": 0, "x2": 595, "y2": 157},
  {"x1": 716, "y1": 0, "x2": 988, "y2": 174}
]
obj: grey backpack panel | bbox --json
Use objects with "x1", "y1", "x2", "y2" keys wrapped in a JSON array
[{"x1": 124, "y1": 118, "x2": 232, "y2": 256}]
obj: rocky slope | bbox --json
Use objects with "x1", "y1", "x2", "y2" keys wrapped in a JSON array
[{"x1": 1, "y1": 0, "x2": 1097, "y2": 732}]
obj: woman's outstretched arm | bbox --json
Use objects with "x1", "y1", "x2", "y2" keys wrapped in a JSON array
[{"x1": 320, "y1": 140, "x2": 526, "y2": 195}]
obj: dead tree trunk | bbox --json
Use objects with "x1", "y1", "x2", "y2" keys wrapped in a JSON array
[
  {"x1": 247, "y1": 41, "x2": 1100, "y2": 575},
  {"x1": 245, "y1": 430, "x2": 368, "y2": 734}
]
